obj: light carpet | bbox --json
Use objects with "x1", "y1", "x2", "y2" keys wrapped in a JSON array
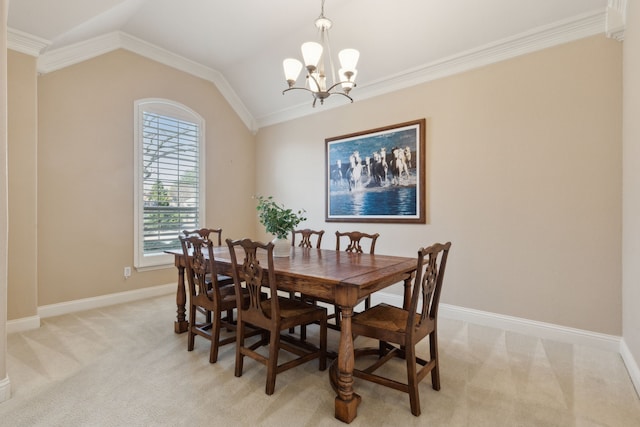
[{"x1": 1, "y1": 294, "x2": 639, "y2": 426}]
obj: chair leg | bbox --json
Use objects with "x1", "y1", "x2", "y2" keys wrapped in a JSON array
[
  {"x1": 235, "y1": 320, "x2": 245, "y2": 377},
  {"x1": 319, "y1": 316, "x2": 327, "y2": 371},
  {"x1": 209, "y1": 310, "x2": 221, "y2": 364},
  {"x1": 365, "y1": 295, "x2": 371, "y2": 310},
  {"x1": 289, "y1": 292, "x2": 296, "y2": 334},
  {"x1": 226, "y1": 309, "x2": 233, "y2": 331},
  {"x1": 378, "y1": 340, "x2": 387, "y2": 357},
  {"x1": 187, "y1": 304, "x2": 196, "y2": 351},
  {"x1": 405, "y1": 343, "x2": 421, "y2": 417},
  {"x1": 300, "y1": 295, "x2": 316, "y2": 340},
  {"x1": 265, "y1": 331, "x2": 280, "y2": 395},
  {"x1": 429, "y1": 332, "x2": 440, "y2": 390},
  {"x1": 334, "y1": 305, "x2": 341, "y2": 328}
]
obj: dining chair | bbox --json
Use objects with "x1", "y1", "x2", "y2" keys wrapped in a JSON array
[
  {"x1": 333, "y1": 230, "x2": 380, "y2": 327},
  {"x1": 182, "y1": 228, "x2": 235, "y2": 323},
  {"x1": 182, "y1": 227, "x2": 224, "y2": 245},
  {"x1": 335, "y1": 230, "x2": 380, "y2": 255},
  {"x1": 226, "y1": 237, "x2": 327, "y2": 395},
  {"x1": 350, "y1": 242, "x2": 451, "y2": 416},
  {"x1": 179, "y1": 234, "x2": 242, "y2": 363},
  {"x1": 291, "y1": 228, "x2": 325, "y2": 248},
  {"x1": 288, "y1": 229, "x2": 325, "y2": 338}
]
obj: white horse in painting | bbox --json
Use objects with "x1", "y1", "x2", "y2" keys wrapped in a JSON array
[
  {"x1": 347, "y1": 151, "x2": 363, "y2": 192},
  {"x1": 390, "y1": 146, "x2": 410, "y2": 184}
]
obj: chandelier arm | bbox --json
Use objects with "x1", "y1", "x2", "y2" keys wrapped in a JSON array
[
  {"x1": 307, "y1": 73, "x2": 323, "y2": 92},
  {"x1": 329, "y1": 91, "x2": 354, "y2": 103},
  {"x1": 282, "y1": 87, "x2": 315, "y2": 96}
]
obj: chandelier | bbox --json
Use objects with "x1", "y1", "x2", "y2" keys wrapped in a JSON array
[{"x1": 282, "y1": 0, "x2": 359, "y2": 107}]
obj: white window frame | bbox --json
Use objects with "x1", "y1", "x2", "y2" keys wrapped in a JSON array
[{"x1": 133, "y1": 98, "x2": 206, "y2": 270}]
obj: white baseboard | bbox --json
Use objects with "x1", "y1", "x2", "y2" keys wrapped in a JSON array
[
  {"x1": 37, "y1": 283, "x2": 176, "y2": 320},
  {"x1": 0, "y1": 375, "x2": 10, "y2": 403},
  {"x1": 621, "y1": 338, "x2": 640, "y2": 397},
  {"x1": 373, "y1": 291, "x2": 621, "y2": 353},
  {"x1": 6, "y1": 315, "x2": 40, "y2": 334},
  {"x1": 439, "y1": 302, "x2": 621, "y2": 353}
]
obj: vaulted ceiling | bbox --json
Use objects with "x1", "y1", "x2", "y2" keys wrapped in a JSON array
[{"x1": 8, "y1": 0, "x2": 621, "y2": 132}]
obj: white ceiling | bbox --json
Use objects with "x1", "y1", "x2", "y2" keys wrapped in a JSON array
[{"x1": 7, "y1": 0, "x2": 615, "y2": 131}]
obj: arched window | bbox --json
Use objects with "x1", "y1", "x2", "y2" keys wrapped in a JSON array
[{"x1": 134, "y1": 99, "x2": 205, "y2": 269}]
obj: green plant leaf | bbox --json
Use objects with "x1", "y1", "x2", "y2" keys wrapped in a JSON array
[{"x1": 256, "y1": 195, "x2": 307, "y2": 239}]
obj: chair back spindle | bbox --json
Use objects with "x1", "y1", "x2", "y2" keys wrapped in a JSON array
[
  {"x1": 180, "y1": 235, "x2": 220, "y2": 303},
  {"x1": 409, "y1": 242, "x2": 451, "y2": 334},
  {"x1": 227, "y1": 239, "x2": 279, "y2": 325}
]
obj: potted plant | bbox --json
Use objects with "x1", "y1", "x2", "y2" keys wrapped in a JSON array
[{"x1": 256, "y1": 195, "x2": 307, "y2": 256}]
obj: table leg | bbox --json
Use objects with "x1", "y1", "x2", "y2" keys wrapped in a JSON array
[
  {"x1": 334, "y1": 305, "x2": 361, "y2": 423},
  {"x1": 174, "y1": 263, "x2": 188, "y2": 333}
]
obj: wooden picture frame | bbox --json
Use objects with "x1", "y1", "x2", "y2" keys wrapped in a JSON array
[{"x1": 325, "y1": 119, "x2": 426, "y2": 223}]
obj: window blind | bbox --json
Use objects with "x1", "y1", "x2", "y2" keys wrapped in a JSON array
[{"x1": 142, "y1": 112, "x2": 200, "y2": 253}]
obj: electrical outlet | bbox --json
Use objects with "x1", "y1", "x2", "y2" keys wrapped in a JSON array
[{"x1": 124, "y1": 266, "x2": 132, "y2": 279}]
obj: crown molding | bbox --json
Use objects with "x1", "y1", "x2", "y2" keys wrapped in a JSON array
[
  {"x1": 37, "y1": 32, "x2": 121, "y2": 73},
  {"x1": 606, "y1": 0, "x2": 627, "y2": 41},
  {"x1": 257, "y1": 9, "x2": 607, "y2": 128},
  {"x1": 35, "y1": 31, "x2": 258, "y2": 133},
  {"x1": 7, "y1": 27, "x2": 50, "y2": 56},
  {"x1": 118, "y1": 33, "x2": 258, "y2": 133},
  {"x1": 12, "y1": 8, "x2": 609, "y2": 132}
]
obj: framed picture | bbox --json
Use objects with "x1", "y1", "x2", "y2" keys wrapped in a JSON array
[{"x1": 325, "y1": 118, "x2": 426, "y2": 223}]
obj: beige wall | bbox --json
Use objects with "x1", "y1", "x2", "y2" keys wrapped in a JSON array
[
  {"x1": 7, "y1": 50, "x2": 38, "y2": 320},
  {"x1": 33, "y1": 49, "x2": 256, "y2": 308},
  {"x1": 623, "y1": 3, "x2": 640, "y2": 369},
  {"x1": 4, "y1": 33, "x2": 626, "y2": 338},
  {"x1": 257, "y1": 35, "x2": 622, "y2": 335}
]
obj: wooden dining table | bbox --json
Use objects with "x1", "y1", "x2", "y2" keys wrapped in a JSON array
[{"x1": 167, "y1": 245, "x2": 417, "y2": 423}]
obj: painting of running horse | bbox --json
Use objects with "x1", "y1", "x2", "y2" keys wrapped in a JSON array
[{"x1": 325, "y1": 119, "x2": 426, "y2": 223}]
